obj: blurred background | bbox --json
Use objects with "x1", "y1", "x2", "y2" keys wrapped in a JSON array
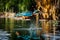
[{"x1": 0, "y1": 0, "x2": 60, "y2": 40}]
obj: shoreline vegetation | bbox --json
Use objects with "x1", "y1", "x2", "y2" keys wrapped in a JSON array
[{"x1": 0, "y1": 12, "x2": 31, "y2": 21}]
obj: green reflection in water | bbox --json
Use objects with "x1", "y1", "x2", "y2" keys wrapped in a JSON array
[
  {"x1": 5, "y1": 18, "x2": 14, "y2": 32},
  {"x1": 0, "y1": 18, "x2": 5, "y2": 29},
  {"x1": 9, "y1": 18, "x2": 14, "y2": 32},
  {"x1": 5, "y1": 18, "x2": 8, "y2": 31}
]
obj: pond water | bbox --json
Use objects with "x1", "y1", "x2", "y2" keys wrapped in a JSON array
[{"x1": 0, "y1": 18, "x2": 60, "y2": 40}]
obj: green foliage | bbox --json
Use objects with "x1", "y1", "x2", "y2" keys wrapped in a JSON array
[{"x1": 0, "y1": 0, "x2": 34, "y2": 12}]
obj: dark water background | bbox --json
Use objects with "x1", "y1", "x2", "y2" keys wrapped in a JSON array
[{"x1": 0, "y1": 18, "x2": 59, "y2": 40}]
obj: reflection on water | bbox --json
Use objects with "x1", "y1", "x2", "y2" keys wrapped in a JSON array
[
  {"x1": 0, "y1": 18, "x2": 60, "y2": 40},
  {"x1": 0, "y1": 18, "x2": 5, "y2": 29},
  {"x1": 5, "y1": 18, "x2": 14, "y2": 32}
]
